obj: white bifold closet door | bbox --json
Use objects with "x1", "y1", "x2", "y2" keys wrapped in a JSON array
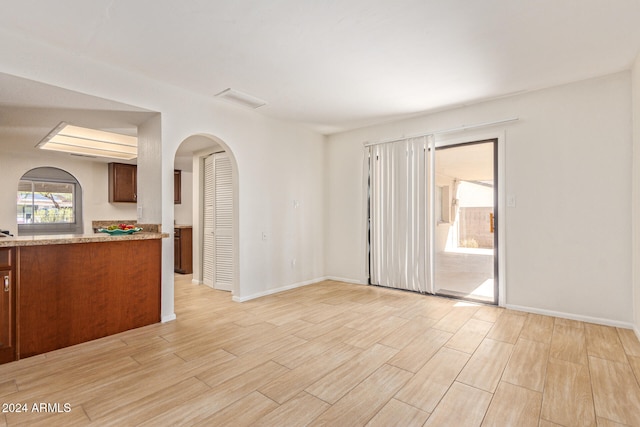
[
  {"x1": 369, "y1": 137, "x2": 430, "y2": 293},
  {"x1": 203, "y1": 152, "x2": 233, "y2": 291}
]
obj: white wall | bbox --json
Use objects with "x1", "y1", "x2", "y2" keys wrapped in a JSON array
[
  {"x1": 0, "y1": 149, "x2": 137, "y2": 235},
  {"x1": 0, "y1": 28, "x2": 325, "y2": 319},
  {"x1": 326, "y1": 72, "x2": 633, "y2": 326},
  {"x1": 236, "y1": 123, "x2": 325, "y2": 298},
  {"x1": 174, "y1": 170, "x2": 193, "y2": 226},
  {"x1": 632, "y1": 54, "x2": 640, "y2": 337},
  {"x1": 137, "y1": 114, "x2": 163, "y2": 224}
]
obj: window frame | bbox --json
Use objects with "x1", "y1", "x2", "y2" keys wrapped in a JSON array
[{"x1": 17, "y1": 167, "x2": 83, "y2": 236}]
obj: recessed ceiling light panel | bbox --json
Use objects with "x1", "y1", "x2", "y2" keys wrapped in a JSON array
[
  {"x1": 36, "y1": 122, "x2": 137, "y2": 160},
  {"x1": 215, "y1": 88, "x2": 266, "y2": 109}
]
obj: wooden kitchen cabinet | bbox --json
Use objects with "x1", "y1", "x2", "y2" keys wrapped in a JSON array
[
  {"x1": 0, "y1": 248, "x2": 16, "y2": 364},
  {"x1": 108, "y1": 162, "x2": 137, "y2": 203},
  {"x1": 18, "y1": 239, "x2": 161, "y2": 358},
  {"x1": 174, "y1": 226, "x2": 192, "y2": 274},
  {"x1": 174, "y1": 170, "x2": 181, "y2": 204}
]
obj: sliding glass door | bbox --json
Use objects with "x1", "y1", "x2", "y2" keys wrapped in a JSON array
[
  {"x1": 368, "y1": 137, "x2": 498, "y2": 305},
  {"x1": 433, "y1": 140, "x2": 497, "y2": 304}
]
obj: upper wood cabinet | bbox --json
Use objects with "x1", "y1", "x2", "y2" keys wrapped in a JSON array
[
  {"x1": 109, "y1": 164, "x2": 180, "y2": 204},
  {"x1": 174, "y1": 170, "x2": 181, "y2": 204},
  {"x1": 108, "y1": 163, "x2": 137, "y2": 203}
]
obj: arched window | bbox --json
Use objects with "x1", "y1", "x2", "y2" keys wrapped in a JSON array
[{"x1": 17, "y1": 167, "x2": 83, "y2": 235}]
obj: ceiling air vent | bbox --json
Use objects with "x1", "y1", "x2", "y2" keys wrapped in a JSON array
[{"x1": 215, "y1": 88, "x2": 266, "y2": 109}]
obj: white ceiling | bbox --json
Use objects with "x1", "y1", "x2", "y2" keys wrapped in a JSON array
[
  {"x1": 1, "y1": 0, "x2": 639, "y2": 135},
  {"x1": 0, "y1": 73, "x2": 156, "y2": 160},
  {"x1": 0, "y1": 72, "x2": 212, "y2": 170}
]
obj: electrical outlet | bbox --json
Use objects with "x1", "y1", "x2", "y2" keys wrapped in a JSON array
[
  {"x1": 291, "y1": 258, "x2": 296, "y2": 268},
  {"x1": 262, "y1": 232, "x2": 268, "y2": 241},
  {"x1": 507, "y1": 195, "x2": 516, "y2": 208}
]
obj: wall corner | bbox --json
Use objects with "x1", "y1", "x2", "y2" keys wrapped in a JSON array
[{"x1": 631, "y1": 53, "x2": 640, "y2": 333}]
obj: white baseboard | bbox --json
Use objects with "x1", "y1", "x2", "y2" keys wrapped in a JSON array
[
  {"x1": 191, "y1": 279, "x2": 202, "y2": 285},
  {"x1": 324, "y1": 276, "x2": 368, "y2": 285},
  {"x1": 635, "y1": 325, "x2": 640, "y2": 342},
  {"x1": 161, "y1": 313, "x2": 177, "y2": 323},
  {"x1": 506, "y1": 304, "x2": 635, "y2": 329},
  {"x1": 232, "y1": 277, "x2": 330, "y2": 303}
]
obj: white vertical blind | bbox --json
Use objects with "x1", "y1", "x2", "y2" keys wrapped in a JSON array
[{"x1": 369, "y1": 137, "x2": 429, "y2": 293}]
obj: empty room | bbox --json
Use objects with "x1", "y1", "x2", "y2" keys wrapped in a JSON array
[{"x1": 1, "y1": 1, "x2": 640, "y2": 426}]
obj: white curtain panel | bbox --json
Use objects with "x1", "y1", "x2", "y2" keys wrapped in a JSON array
[{"x1": 369, "y1": 137, "x2": 429, "y2": 292}]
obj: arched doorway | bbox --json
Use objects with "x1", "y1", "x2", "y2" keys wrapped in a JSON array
[{"x1": 173, "y1": 134, "x2": 239, "y2": 296}]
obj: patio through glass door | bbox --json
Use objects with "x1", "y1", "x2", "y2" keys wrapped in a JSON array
[{"x1": 433, "y1": 140, "x2": 497, "y2": 304}]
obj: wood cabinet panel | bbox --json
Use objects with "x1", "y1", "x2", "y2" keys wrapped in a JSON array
[
  {"x1": 108, "y1": 162, "x2": 137, "y2": 203},
  {"x1": 18, "y1": 240, "x2": 161, "y2": 358},
  {"x1": 0, "y1": 247, "x2": 12, "y2": 268},
  {"x1": 174, "y1": 170, "x2": 181, "y2": 204},
  {"x1": 0, "y1": 248, "x2": 15, "y2": 364},
  {"x1": 174, "y1": 227, "x2": 192, "y2": 274}
]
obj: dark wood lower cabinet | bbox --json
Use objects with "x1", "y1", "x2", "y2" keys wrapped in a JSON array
[
  {"x1": 174, "y1": 226, "x2": 193, "y2": 274},
  {"x1": 0, "y1": 248, "x2": 16, "y2": 364},
  {"x1": 174, "y1": 169, "x2": 182, "y2": 204},
  {"x1": 18, "y1": 240, "x2": 161, "y2": 359}
]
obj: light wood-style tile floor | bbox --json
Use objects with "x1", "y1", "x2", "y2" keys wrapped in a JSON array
[{"x1": 1, "y1": 276, "x2": 640, "y2": 426}]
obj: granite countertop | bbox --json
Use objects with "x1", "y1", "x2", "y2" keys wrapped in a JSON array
[
  {"x1": 91, "y1": 221, "x2": 161, "y2": 233},
  {"x1": 0, "y1": 231, "x2": 169, "y2": 248}
]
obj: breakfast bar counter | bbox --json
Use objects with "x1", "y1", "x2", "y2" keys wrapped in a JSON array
[
  {"x1": 0, "y1": 231, "x2": 168, "y2": 247},
  {"x1": 0, "y1": 230, "x2": 169, "y2": 363}
]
